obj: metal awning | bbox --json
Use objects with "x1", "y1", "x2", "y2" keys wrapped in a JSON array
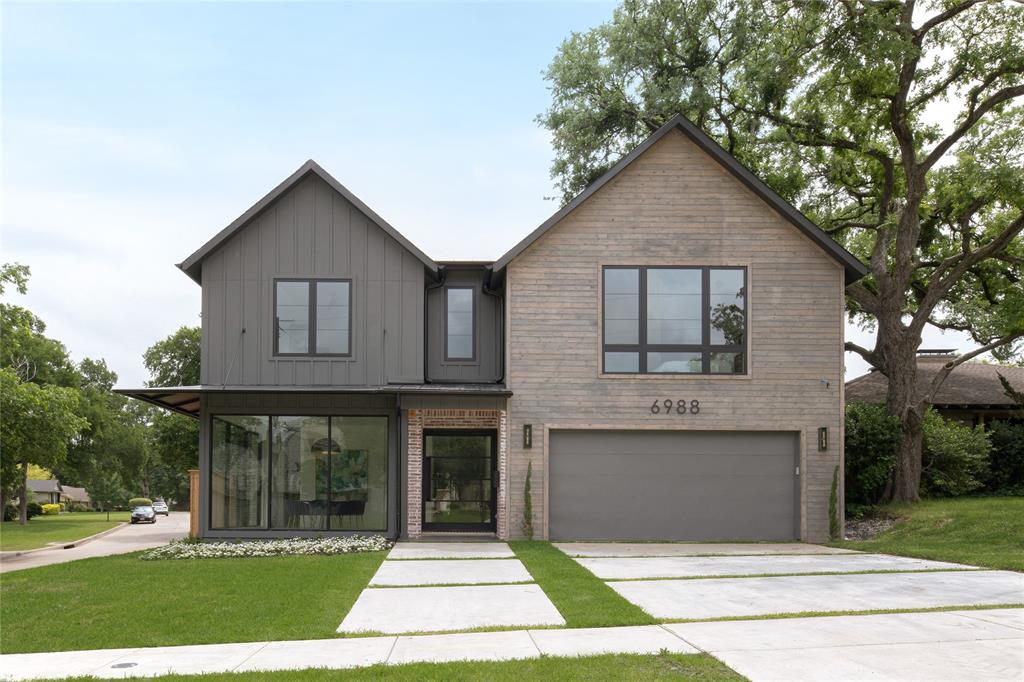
[{"x1": 115, "y1": 384, "x2": 513, "y2": 420}]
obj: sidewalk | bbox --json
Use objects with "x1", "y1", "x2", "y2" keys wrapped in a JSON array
[
  {"x1": 1, "y1": 608, "x2": 1020, "y2": 681},
  {"x1": 0, "y1": 625, "x2": 697, "y2": 680}
]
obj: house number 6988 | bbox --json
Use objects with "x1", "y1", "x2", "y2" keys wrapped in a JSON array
[{"x1": 650, "y1": 399, "x2": 700, "y2": 415}]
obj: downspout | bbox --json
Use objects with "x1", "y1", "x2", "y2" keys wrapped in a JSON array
[
  {"x1": 482, "y1": 267, "x2": 505, "y2": 384},
  {"x1": 423, "y1": 268, "x2": 447, "y2": 384}
]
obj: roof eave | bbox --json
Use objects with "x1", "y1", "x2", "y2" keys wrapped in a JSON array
[
  {"x1": 492, "y1": 114, "x2": 868, "y2": 284},
  {"x1": 176, "y1": 160, "x2": 439, "y2": 285}
]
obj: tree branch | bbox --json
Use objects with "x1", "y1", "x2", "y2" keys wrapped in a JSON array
[
  {"x1": 921, "y1": 83, "x2": 1024, "y2": 172},
  {"x1": 925, "y1": 330, "x2": 1024, "y2": 401},
  {"x1": 914, "y1": 0, "x2": 988, "y2": 38},
  {"x1": 845, "y1": 341, "x2": 876, "y2": 366}
]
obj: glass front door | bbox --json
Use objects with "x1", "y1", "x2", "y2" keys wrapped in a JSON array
[{"x1": 422, "y1": 430, "x2": 496, "y2": 532}]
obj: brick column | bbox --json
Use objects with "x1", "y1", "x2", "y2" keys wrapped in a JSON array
[{"x1": 405, "y1": 410, "x2": 424, "y2": 538}]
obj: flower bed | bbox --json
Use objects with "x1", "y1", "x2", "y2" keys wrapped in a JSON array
[{"x1": 141, "y1": 535, "x2": 392, "y2": 560}]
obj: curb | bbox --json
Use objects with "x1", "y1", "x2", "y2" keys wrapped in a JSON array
[{"x1": 0, "y1": 522, "x2": 128, "y2": 558}]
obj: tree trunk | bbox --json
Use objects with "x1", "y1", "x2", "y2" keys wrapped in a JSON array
[
  {"x1": 19, "y1": 460, "x2": 29, "y2": 525},
  {"x1": 881, "y1": 336, "x2": 924, "y2": 502}
]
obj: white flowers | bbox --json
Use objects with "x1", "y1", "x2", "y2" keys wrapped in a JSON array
[{"x1": 141, "y1": 535, "x2": 392, "y2": 560}]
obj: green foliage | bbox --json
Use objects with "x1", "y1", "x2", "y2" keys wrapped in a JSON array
[
  {"x1": 0, "y1": 263, "x2": 30, "y2": 296},
  {"x1": 921, "y1": 409, "x2": 991, "y2": 497},
  {"x1": 521, "y1": 459, "x2": 534, "y2": 539},
  {"x1": 986, "y1": 421, "x2": 1024, "y2": 494},
  {"x1": 844, "y1": 402, "x2": 900, "y2": 505},
  {"x1": 40, "y1": 503, "x2": 60, "y2": 515},
  {"x1": 829, "y1": 465, "x2": 840, "y2": 540},
  {"x1": 144, "y1": 326, "x2": 200, "y2": 386},
  {"x1": 129, "y1": 497, "x2": 153, "y2": 508}
]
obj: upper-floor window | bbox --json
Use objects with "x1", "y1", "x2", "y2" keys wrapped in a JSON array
[
  {"x1": 275, "y1": 279, "x2": 351, "y2": 356},
  {"x1": 445, "y1": 287, "x2": 475, "y2": 360},
  {"x1": 602, "y1": 266, "x2": 746, "y2": 375}
]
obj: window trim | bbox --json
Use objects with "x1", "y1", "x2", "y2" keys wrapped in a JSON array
[
  {"x1": 443, "y1": 286, "x2": 477, "y2": 362},
  {"x1": 273, "y1": 278, "x2": 352, "y2": 357},
  {"x1": 602, "y1": 265, "x2": 747, "y2": 375}
]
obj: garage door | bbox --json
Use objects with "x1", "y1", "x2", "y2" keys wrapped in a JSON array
[{"x1": 548, "y1": 430, "x2": 799, "y2": 541}]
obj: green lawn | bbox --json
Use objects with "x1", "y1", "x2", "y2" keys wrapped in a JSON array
[
  {"x1": 53, "y1": 653, "x2": 741, "y2": 681},
  {"x1": 0, "y1": 512, "x2": 130, "y2": 552},
  {"x1": 510, "y1": 540, "x2": 656, "y2": 627},
  {"x1": 0, "y1": 550, "x2": 386, "y2": 654},
  {"x1": 835, "y1": 496, "x2": 1024, "y2": 571}
]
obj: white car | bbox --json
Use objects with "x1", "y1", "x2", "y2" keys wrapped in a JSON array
[{"x1": 152, "y1": 499, "x2": 169, "y2": 516}]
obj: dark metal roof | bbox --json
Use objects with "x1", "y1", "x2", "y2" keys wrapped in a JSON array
[
  {"x1": 115, "y1": 384, "x2": 513, "y2": 419},
  {"x1": 178, "y1": 160, "x2": 439, "y2": 284},
  {"x1": 845, "y1": 360, "x2": 1024, "y2": 408},
  {"x1": 492, "y1": 114, "x2": 869, "y2": 285}
]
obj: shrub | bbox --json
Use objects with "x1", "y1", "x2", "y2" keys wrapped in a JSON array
[
  {"x1": 986, "y1": 421, "x2": 1024, "y2": 494},
  {"x1": 26, "y1": 502, "x2": 42, "y2": 519},
  {"x1": 844, "y1": 402, "x2": 900, "y2": 506},
  {"x1": 829, "y1": 465, "x2": 840, "y2": 540},
  {"x1": 521, "y1": 460, "x2": 534, "y2": 540},
  {"x1": 2, "y1": 505, "x2": 17, "y2": 522},
  {"x1": 128, "y1": 497, "x2": 153, "y2": 508},
  {"x1": 921, "y1": 409, "x2": 991, "y2": 497},
  {"x1": 41, "y1": 503, "x2": 61, "y2": 515},
  {"x1": 140, "y1": 535, "x2": 392, "y2": 560}
]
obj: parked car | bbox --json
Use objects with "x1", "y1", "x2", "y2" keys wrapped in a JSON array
[
  {"x1": 152, "y1": 499, "x2": 169, "y2": 516},
  {"x1": 130, "y1": 505, "x2": 157, "y2": 524}
]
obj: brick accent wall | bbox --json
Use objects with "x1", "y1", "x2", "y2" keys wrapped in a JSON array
[{"x1": 405, "y1": 409, "x2": 508, "y2": 539}]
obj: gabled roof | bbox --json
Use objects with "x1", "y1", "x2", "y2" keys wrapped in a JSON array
[
  {"x1": 61, "y1": 486, "x2": 91, "y2": 502},
  {"x1": 178, "y1": 160, "x2": 438, "y2": 284},
  {"x1": 492, "y1": 114, "x2": 869, "y2": 285},
  {"x1": 27, "y1": 479, "x2": 62, "y2": 494},
  {"x1": 846, "y1": 356, "x2": 1024, "y2": 408}
]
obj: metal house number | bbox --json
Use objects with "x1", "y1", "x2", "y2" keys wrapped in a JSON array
[{"x1": 650, "y1": 399, "x2": 701, "y2": 415}]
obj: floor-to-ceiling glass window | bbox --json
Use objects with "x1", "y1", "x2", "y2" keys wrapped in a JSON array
[
  {"x1": 269, "y1": 416, "x2": 330, "y2": 530},
  {"x1": 210, "y1": 415, "x2": 268, "y2": 529},
  {"x1": 268, "y1": 415, "x2": 388, "y2": 531}
]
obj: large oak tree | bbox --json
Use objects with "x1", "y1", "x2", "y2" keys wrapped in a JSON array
[{"x1": 539, "y1": 0, "x2": 1023, "y2": 501}]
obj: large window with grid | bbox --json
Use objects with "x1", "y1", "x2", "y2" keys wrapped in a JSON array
[
  {"x1": 602, "y1": 266, "x2": 746, "y2": 374},
  {"x1": 274, "y1": 279, "x2": 351, "y2": 356}
]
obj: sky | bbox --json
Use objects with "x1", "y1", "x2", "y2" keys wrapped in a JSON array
[{"x1": 1, "y1": 1, "x2": 977, "y2": 388}]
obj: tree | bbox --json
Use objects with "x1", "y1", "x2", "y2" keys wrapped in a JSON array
[
  {"x1": 144, "y1": 327, "x2": 201, "y2": 488},
  {"x1": 539, "y1": 0, "x2": 1024, "y2": 501},
  {"x1": 0, "y1": 369, "x2": 88, "y2": 523}
]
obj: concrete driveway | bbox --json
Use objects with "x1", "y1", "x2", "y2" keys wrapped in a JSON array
[
  {"x1": 560, "y1": 542, "x2": 1024, "y2": 681},
  {"x1": 0, "y1": 512, "x2": 189, "y2": 573}
]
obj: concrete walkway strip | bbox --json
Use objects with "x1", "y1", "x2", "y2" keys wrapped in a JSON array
[
  {"x1": 338, "y1": 584, "x2": 566, "y2": 634},
  {"x1": 388, "y1": 630, "x2": 538, "y2": 665},
  {"x1": 91, "y1": 641, "x2": 268, "y2": 679},
  {"x1": 555, "y1": 542, "x2": 859, "y2": 558},
  {"x1": 577, "y1": 553, "x2": 973, "y2": 580},
  {"x1": 609, "y1": 570, "x2": 1024, "y2": 620},
  {"x1": 234, "y1": 637, "x2": 395, "y2": 672},
  {"x1": 664, "y1": 609, "x2": 1024, "y2": 652},
  {"x1": 529, "y1": 624, "x2": 699, "y2": 656},
  {"x1": 369, "y1": 558, "x2": 533, "y2": 586},
  {"x1": 387, "y1": 542, "x2": 515, "y2": 560},
  {"x1": 669, "y1": 610, "x2": 1024, "y2": 682}
]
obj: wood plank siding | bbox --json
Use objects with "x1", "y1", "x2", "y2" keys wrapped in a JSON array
[
  {"x1": 200, "y1": 173, "x2": 425, "y2": 387},
  {"x1": 505, "y1": 129, "x2": 846, "y2": 543}
]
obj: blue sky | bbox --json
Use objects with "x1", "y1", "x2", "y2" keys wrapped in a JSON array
[{"x1": 1, "y1": 1, "x2": 972, "y2": 387}]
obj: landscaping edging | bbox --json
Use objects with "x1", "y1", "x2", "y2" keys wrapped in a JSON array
[{"x1": 0, "y1": 522, "x2": 127, "y2": 558}]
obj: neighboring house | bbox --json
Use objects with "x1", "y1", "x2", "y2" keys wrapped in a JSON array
[
  {"x1": 846, "y1": 350, "x2": 1024, "y2": 426},
  {"x1": 119, "y1": 115, "x2": 867, "y2": 543},
  {"x1": 61, "y1": 485, "x2": 93, "y2": 509},
  {"x1": 27, "y1": 479, "x2": 62, "y2": 505}
]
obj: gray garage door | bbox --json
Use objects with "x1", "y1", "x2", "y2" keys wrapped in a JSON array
[{"x1": 548, "y1": 430, "x2": 799, "y2": 541}]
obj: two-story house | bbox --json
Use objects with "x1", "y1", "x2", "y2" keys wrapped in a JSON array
[{"x1": 121, "y1": 115, "x2": 867, "y2": 543}]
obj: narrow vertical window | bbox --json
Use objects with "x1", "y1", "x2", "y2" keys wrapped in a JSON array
[
  {"x1": 275, "y1": 281, "x2": 310, "y2": 354},
  {"x1": 316, "y1": 281, "x2": 350, "y2": 354},
  {"x1": 446, "y1": 287, "x2": 474, "y2": 360}
]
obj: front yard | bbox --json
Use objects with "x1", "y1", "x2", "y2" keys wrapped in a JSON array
[
  {"x1": 0, "y1": 551, "x2": 386, "y2": 653},
  {"x1": 0, "y1": 512, "x2": 130, "y2": 552},
  {"x1": 835, "y1": 496, "x2": 1024, "y2": 571}
]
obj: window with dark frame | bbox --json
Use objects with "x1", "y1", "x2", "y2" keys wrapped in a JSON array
[
  {"x1": 445, "y1": 287, "x2": 475, "y2": 361},
  {"x1": 602, "y1": 266, "x2": 746, "y2": 375},
  {"x1": 274, "y1": 279, "x2": 351, "y2": 356}
]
